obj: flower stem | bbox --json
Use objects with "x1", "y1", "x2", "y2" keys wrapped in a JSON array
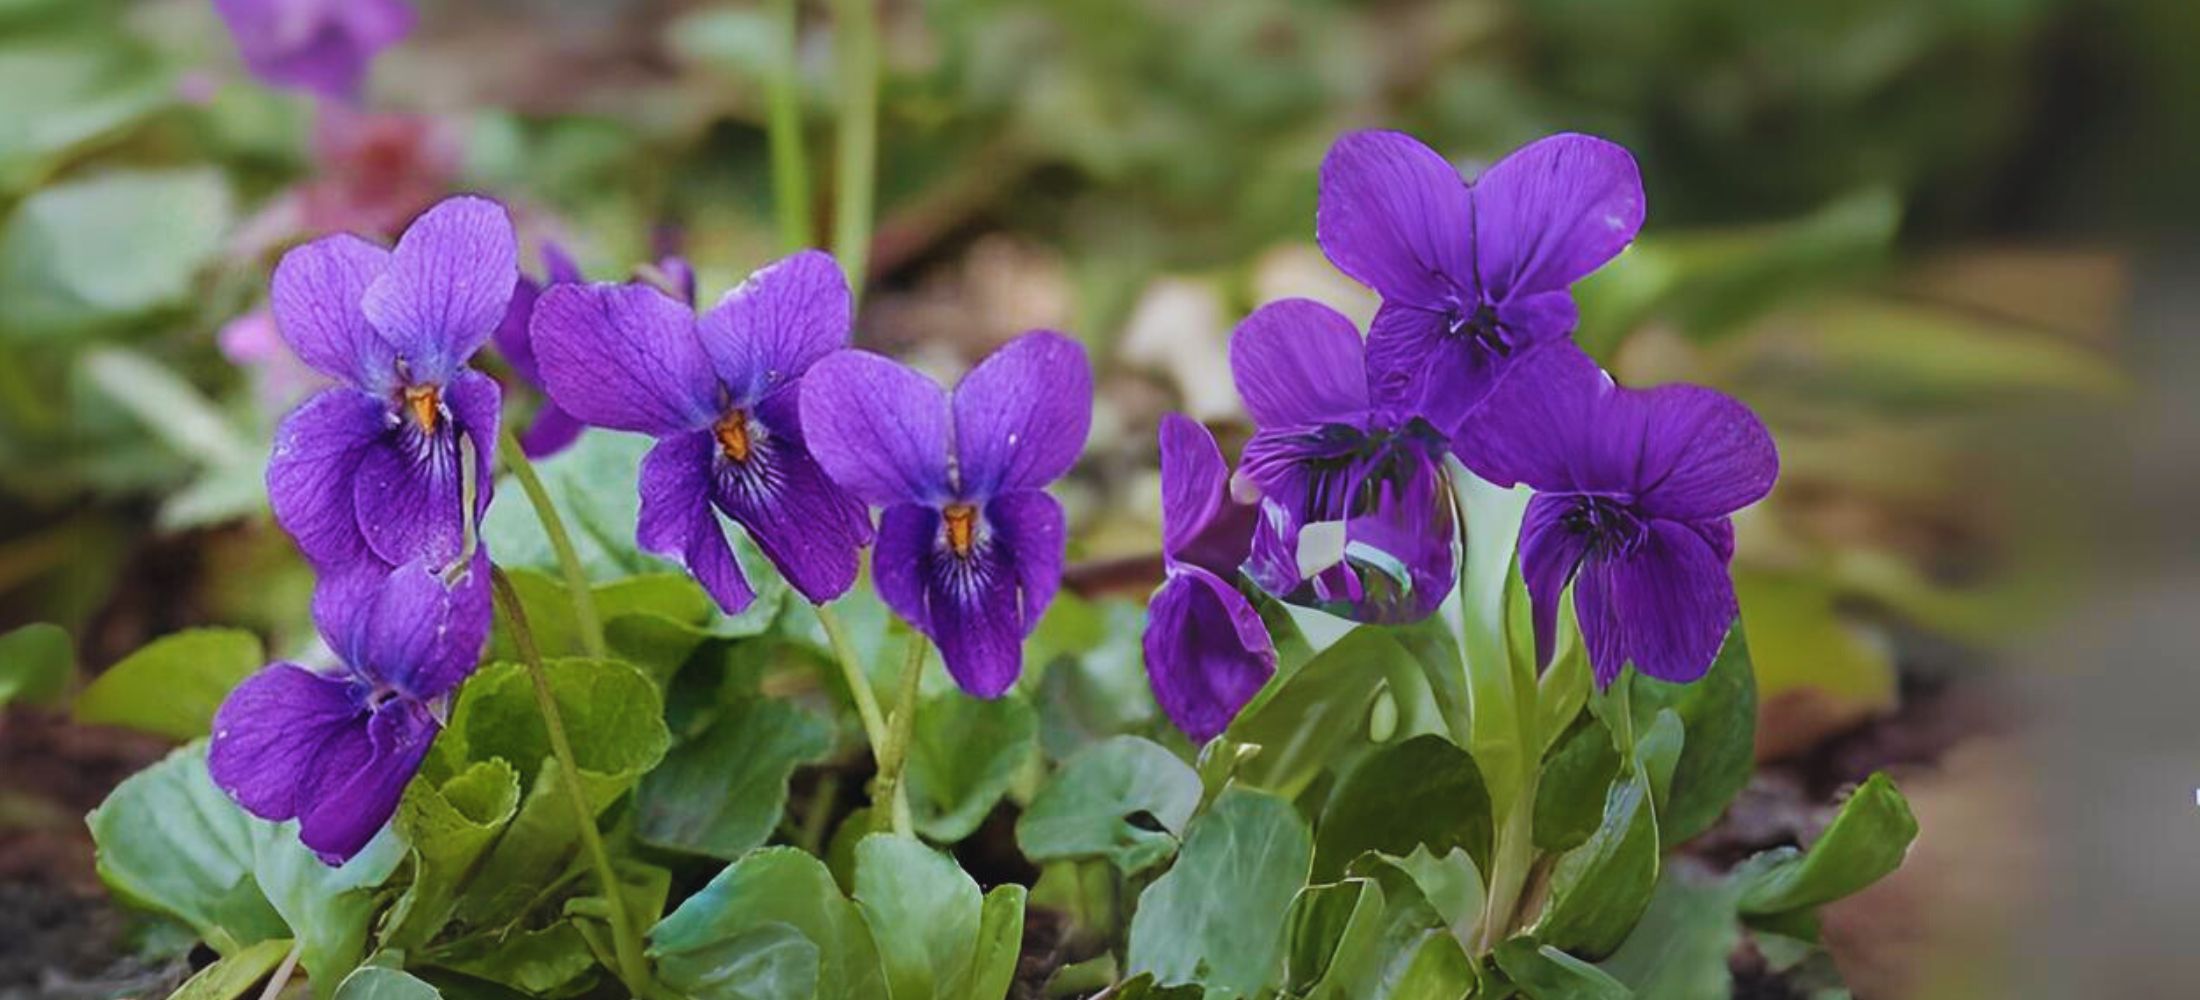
[
  {"x1": 498, "y1": 425, "x2": 606, "y2": 660},
  {"x1": 830, "y1": 0, "x2": 880, "y2": 297},
  {"x1": 871, "y1": 633, "x2": 927, "y2": 836},
  {"x1": 254, "y1": 941, "x2": 301, "y2": 1000},
  {"x1": 490, "y1": 567, "x2": 653, "y2": 998},
  {"x1": 812, "y1": 603, "x2": 892, "y2": 755},
  {"x1": 765, "y1": 0, "x2": 814, "y2": 251}
]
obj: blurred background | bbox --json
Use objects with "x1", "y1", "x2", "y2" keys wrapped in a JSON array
[{"x1": 1, "y1": 0, "x2": 2196, "y2": 996}]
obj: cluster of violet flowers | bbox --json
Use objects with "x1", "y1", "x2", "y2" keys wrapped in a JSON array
[
  {"x1": 209, "y1": 127, "x2": 1773, "y2": 865},
  {"x1": 1138, "y1": 131, "x2": 1778, "y2": 739}
]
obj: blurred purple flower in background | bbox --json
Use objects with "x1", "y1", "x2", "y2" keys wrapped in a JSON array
[
  {"x1": 265, "y1": 196, "x2": 513, "y2": 576},
  {"x1": 492, "y1": 243, "x2": 587, "y2": 459},
  {"x1": 1143, "y1": 414, "x2": 1273, "y2": 742},
  {"x1": 212, "y1": 0, "x2": 413, "y2": 101},
  {"x1": 529, "y1": 251, "x2": 874, "y2": 614},
  {"x1": 1319, "y1": 130, "x2": 1642, "y2": 438},
  {"x1": 1458, "y1": 345, "x2": 1778, "y2": 686},
  {"x1": 1232, "y1": 299, "x2": 1456, "y2": 624},
  {"x1": 220, "y1": 307, "x2": 329, "y2": 415},
  {"x1": 210, "y1": 555, "x2": 487, "y2": 862},
  {"x1": 801, "y1": 331, "x2": 1093, "y2": 697}
]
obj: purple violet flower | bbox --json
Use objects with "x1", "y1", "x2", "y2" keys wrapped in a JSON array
[
  {"x1": 210, "y1": 553, "x2": 489, "y2": 863},
  {"x1": 492, "y1": 243, "x2": 587, "y2": 459},
  {"x1": 1319, "y1": 130, "x2": 1643, "y2": 439},
  {"x1": 1144, "y1": 414, "x2": 1274, "y2": 742},
  {"x1": 528, "y1": 251, "x2": 875, "y2": 614},
  {"x1": 1457, "y1": 345, "x2": 1778, "y2": 686},
  {"x1": 1233, "y1": 299, "x2": 1457, "y2": 624},
  {"x1": 265, "y1": 196, "x2": 513, "y2": 577},
  {"x1": 212, "y1": 0, "x2": 414, "y2": 102},
  {"x1": 800, "y1": 332, "x2": 1093, "y2": 698}
]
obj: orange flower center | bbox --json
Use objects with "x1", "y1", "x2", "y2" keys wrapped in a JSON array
[
  {"x1": 405, "y1": 384, "x2": 440, "y2": 432},
  {"x1": 714, "y1": 409, "x2": 753, "y2": 462},
  {"x1": 943, "y1": 503, "x2": 979, "y2": 557}
]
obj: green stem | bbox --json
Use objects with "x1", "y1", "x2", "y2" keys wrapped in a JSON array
[
  {"x1": 765, "y1": 0, "x2": 814, "y2": 250},
  {"x1": 490, "y1": 568, "x2": 653, "y2": 998},
  {"x1": 830, "y1": 0, "x2": 880, "y2": 296},
  {"x1": 813, "y1": 604, "x2": 892, "y2": 754},
  {"x1": 1607, "y1": 668, "x2": 1637, "y2": 760},
  {"x1": 871, "y1": 633, "x2": 927, "y2": 835},
  {"x1": 499, "y1": 426, "x2": 605, "y2": 660}
]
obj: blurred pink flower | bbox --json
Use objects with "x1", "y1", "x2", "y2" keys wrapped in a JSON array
[{"x1": 219, "y1": 307, "x2": 328, "y2": 414}]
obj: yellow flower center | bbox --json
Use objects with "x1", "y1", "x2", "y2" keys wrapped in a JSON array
[
  {"x1": 405, "y1": 385, "x2": 440, "y2": 432},
  {"x1": 714, "y1": 409, "x2": 753, "y2": 462},
  {"x1": 943, "y1": 503, "x2": 979, "y2": 558}
]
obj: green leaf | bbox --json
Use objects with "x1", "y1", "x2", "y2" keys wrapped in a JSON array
[
  {"x1": 0, "y1": 44, "x2": 170, "y2": 194},
  {"x1": 904, "y1": 690, "x2": 1037, "y2": 843},
  {"x1": 1283, "y1": 878, "x2": 1388, "y2": 999},
  {"x1": 1342, "y1": 850, "x2": 1483, "y2": 993},
  {"x1": 250, "y1": 821, "x2": 406, "y2": 1000},
  {"x1": 88, "y1": 743, "x2": 286, "y2": 953},
  {"x1": 853, "y1": 834, "x2": 983, "y2": 1000},
  {"x1": 1017, "y1": 735, "x2": 1201, "y2": 875},
  {"x1": 440, "y1": 921, "x2": 601, "y2": 995},
  {"x1": 1454, "y1": 473, "x2": 1538, "y2": 811},
  {"x1": 1598, "y1": 873, "x2": 1742, "y2": 1000},
  {"x1": 1226, "y1": 627, "x2": 1403, "y2": 799},
  {"x1": 1737, "y1": 772, "x2": 1917, "y2": 916},
  {"x1": 1313, "y1": 734, "x2": 1493, "y2": 879},
  {"x1": 76, "y1": 628, "x2": 261, "y2": 739},
  {"x1": 445, "y1": 658, "x2": 669, "y2": 925},
  {"x1": 1534, "y1": 716, "x2": 1622, "y2": 854},
  {"x1": 1493, "y1": 940, "x2": 1632, "y2": 1000},
  {"x1": 386, "y1": 759, "x2": 523, "y2": 950},
  {"x1": 1623, "y1": 626, "x2": 1757, "y2": 843},
  {"x1": 0, "y1": 621, "x2": 71, "y2": 707},
  {"x1": 649, "y1": 847, "x2": 889, "y2": 1000},
  {"x1": 1386, "y1": 933, "x2": 1477, "y2": 1000},
  {"x1": 0, "y1": 168, "x2": 232, "y2": 337},
  {"x1": 331, "y1": 967, "x2": 443, "y2": 1000},
  {"x1": 1126, "y1": 788, "x2": 1312, "y2": 995},
  {"x1": 1531, "y1": 771, "x2": 1660, "y2": 959},
  {"x1": 965, "y1": 885, "x2": 1027, "y2": 1000},
  {"x1": 167, "y1": 937, "x2": 293, "y2": 1000},
  {"x1": 650, "y1": 921, "x2": 818, "y2": 1000},
  {"x1": 637, "y1": 695, "x2": 831, "y2": 859}
]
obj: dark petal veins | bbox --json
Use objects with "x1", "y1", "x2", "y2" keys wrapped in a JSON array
[
  {"x1": 1229, "y1": 299, "x2": 1370, "y2": 431},
  {"x1": 638, "y1": 431, "x2": 756, "y2": 615},
  {"x1": 360, "y1": 197, "x2": 517, "y2": 385},
  {"x1": 270, "y1": 232, "x2": 394, "y2": 392},
  {"x1": 1238, "y1": 419, "x2": 1455, "y2": 623},
  {"x1": 697, "y1": 250, "x2": 852, "y2": 404},
  {"x1": 296, "y1": 698, "x2": 440, "y2": 863},
  {"x1": 1519, "y1": 493, "x2": 1593, "y2": 669},
  {"x1": 986, "y1": 489, "x2": 1067, "y2": 635},
  {"x1": 351, "y1": 399, "x2": 466, "y2": 568},
  {"x1": 1143, "y1": 565, "x2": 1275, "y2": 743},
  {"x1": 530, "y1": 282, "x2": 719, "y2": 436},
  {"x1": 1470, "y1": 133, "x2": 1644, "y2": 302},
  {"x1": 710, "y1": 389, "x2": 874, "y2": 605},
  {"x1": 1364, "y1": 300, "x2": 1499, "y2": 438},
  {"x1": 209, "y1": 663, "x2": 368, "y2": 824},
  {"x1": 873, "y1": 503, "x2": 939, "y2": 635},
  {"x1": 1158, "y1": 413, "x2": 1228, "y2": 559},
  {"x1": 1574, "y1": 518, "x2": 1737, "y2": 687},
  {"x1": 951, "y1": 331, "x2": 1094, "y2": 498},
  {"x1": 1316, "y1": 130, "x2": 1477, "y2": 307},
  {"x1": 268, "y1": 386, "x2": 390, "y2": 570},
  {"x1": 799, "y1": 350, "x2": 953, "y2": 507}
]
